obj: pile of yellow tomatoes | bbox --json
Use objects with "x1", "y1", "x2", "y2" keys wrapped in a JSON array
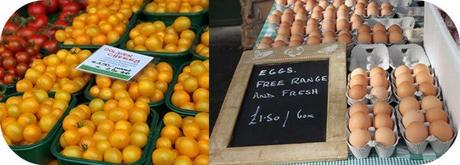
[
  {"x1": 172, "y1": 60, "x2": 209, "y2": 112},
  {"x1": 145, "y1": 0, "x2": 209, "y2": 13},
  {"x1": 0, "y1": 90, "x2": 72, "y2": 146},
  {"x1": 59, "y1": 98, "x2": 151, "y2": 163},
  {"x1": 195, "y1": 29, "x2": 209, "y2": 57}
]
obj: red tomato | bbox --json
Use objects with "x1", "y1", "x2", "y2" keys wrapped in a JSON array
[
  {"x1": 54, "y1": 19, "x2": 69, "y2": 28},
  {"x1": 17, "y1": 27, "x2": 36, "y2": 38},
  {"x1": 2, "y1": 22, "x2": 19, "y2": 35},
  {"x1": 4, "y1": 35, "x2": 27, "y2": 46},
  {"x1": 62, "y1": 2, "x2": 81, "y2": 13},
  {"x1": 3, "y1": 74, "x2": 15, "y2": 84},
  {"x1": 6, "y1": 40, "x2": 22, "y2": 52},
  {"x1": 16, "y1": 63, "x2": 28, "y2": 77},
  {"x1": 39, "y1": 0, "x2": 59, "y2": 13},
  {"x1": 43, "y1": 40, "x2": 58, "y2": 54},
  {"x1": 29, "y1": 34, "x2": 48, "y2": 47},
  {"x1": 2, "y1": 56, "x2": 16, "y2": 69},
  {"x1": 1, "y1": 49, "x2": 13, "y2": 58},
  {"x1": 27, "y1": 15, "x2": 49, "y2": 29},
  {"x1": 25, "y1": 46, "x2": 38, "y2": 55},
  {"x1": 58, "y1": 0, "x2": 71, "y2": 7},
  {"x1": 27, "y1": 2, "x2": 47, "y2": 16},
  {"x1": 0, "y1": 68, "x2": 5, "y2": 80},
  {"x1": 15, "y1": 51, "x2": 29, "y2": 64}
]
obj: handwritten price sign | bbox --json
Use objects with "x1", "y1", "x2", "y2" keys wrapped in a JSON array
[{"x1": 77, "y1": 45, "x2": 153, "y2": 81}]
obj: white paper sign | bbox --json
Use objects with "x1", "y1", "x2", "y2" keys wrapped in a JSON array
[{"x1": 76, "y1": 45, "x2": 153, "y2": 81}]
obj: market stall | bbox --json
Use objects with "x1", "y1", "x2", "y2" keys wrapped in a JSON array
[
  {"x1": 0, "y1": 0, "x2": 209, "y2": 165},
  {"x1": 212, "y1": 0, "x2": 457, "y2": 164}
]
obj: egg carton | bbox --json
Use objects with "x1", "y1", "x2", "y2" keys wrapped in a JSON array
[
  {"x1": 404, "y1": 28, "x2": 424, "y2": 45},
  {"x1": 349, "y1": 44, "x2": 390, "y2": 72},
  {"x1": 395, "y1": 6, "x2": 424, "y2": 18},
  {"x1": 365, "y1": 17, "x2": 416, "y2": 30},
  {"x1": 390, "y1": 74, "x2": 442, "y2": 103},
  {"x1": 395, "y1": 104, "x2": 456, "y2": 155},
  {"x1": 345, "y1": 106, "x2": 400, "y2": 158},
  {"x1": 388, "y1": 44, "x2": 430, "y2": 69},
  {"x1": 351, "y1": 30, "x2": 409, "y2": 46},
  {"x1": 346, "y1": 84, "x2": 392, "y2": 105},
  {"x1": 275, "y1": 1, "x2": 293, "y2": 11}
]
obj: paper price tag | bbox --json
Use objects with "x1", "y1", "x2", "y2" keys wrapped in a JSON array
[{"x1": 76, "y1": 45, "x2": 153, "y2": 81}]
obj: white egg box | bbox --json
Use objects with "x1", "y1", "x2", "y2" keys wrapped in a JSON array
[
  {"x1": 388, "y1": 44, "x2": 430, "y2": 69},
  {"x1": 349, "y1": 44, "x2": 390, "y2": 72},
  {"x1": 395, "y1": 6, "x2": 424, "y2": 18},
  {"x1": 395, "y1": 107, "x2": 456, "y2": 155},
  {"x1": 345, "y1": 106, "x2": 400, "y2": 158},
  {"x1": 346, "y1": 85, "x2": 392, "y2": 105}
]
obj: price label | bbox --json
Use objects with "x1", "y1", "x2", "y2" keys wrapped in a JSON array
[{"x1": 76, "y1": 45, "x2": 153, "y2": 81}]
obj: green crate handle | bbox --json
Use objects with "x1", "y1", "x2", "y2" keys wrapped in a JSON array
[{"x1": 50, "y1": 105, "x2": 160, "y2": 165}]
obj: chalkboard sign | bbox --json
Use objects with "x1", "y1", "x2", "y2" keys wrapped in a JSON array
[
  {"x1": 230, "y1": 60, "x2": 329, "y2": 147},
  {"x1": 211, "y1": 44, "x2": 347, "y2": 164}
]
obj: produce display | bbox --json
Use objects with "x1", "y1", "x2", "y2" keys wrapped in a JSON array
[
  {"x1": 16, "y1": 48, "x2": 92, "y2": 94},
  {"x1": 171, "y1": 60, "x2": 209, "y2": 112},
  {"x1": 55, "y1": 0, "x2": 144, "y2": 45},
  {"x1": 58, "y1": 99, "x2": 151, "y2": 163},
  {"x1": 152, "y1": 112, "x2": 209, "y2": 165},
  {"x1": 88, "y1": 62, "x2": 174, "y2": 103},
  {"x1": 144, "y1": 0, "x2": 209, "y2": 13},
  {"x1": 0, "y1": 90, "x2": 72, "y2": 145},
  {"x1": 125, "y1": 16, "x2": 194, "y2": 53},
  {"x1": 195, "y1": 28, "x2": 209, "y2": 57}
]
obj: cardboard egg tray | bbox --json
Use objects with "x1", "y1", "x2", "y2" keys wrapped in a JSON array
[
  {"x1": 349, "y1": 44, "x2": 390, "y2": 70},
  {"x1": 345, "y1": 105, "x2": 400, "y2": 158},
  {"x1": 395, "y1": 103, "x2": 456, "y2": 155}
]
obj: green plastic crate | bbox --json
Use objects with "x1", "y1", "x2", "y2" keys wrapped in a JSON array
[
  {"x1": 50, "y1": 106, "x2": 160, "y2": 165},
  {"x1": 142, "y1": 8, "x2": 208, "y2": 27},
  {"x1": 191, "y1": 26, "x2": 209, "y2": 61},
  {"x1": 165, "y1": 61, "x2": 207, "y2": 116},
  {"x1": 83, "y1": 61, "x2": 177, "y2": 110},
  {"x1": 119, "y1": 17, "x2": 203, "y2": 69},
  {"x1": 142, "y1": 121, "x2": 163, "y2": 165},
  {"x1": 2, "y1": 92, "x2": 77, "y2": 164}
]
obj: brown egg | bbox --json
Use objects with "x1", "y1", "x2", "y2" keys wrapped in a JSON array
[
  {"x1": 381, "y1": 7, "x2": 392, "y2": 16},
  {"x1": 425, "y1": 108, "x2": 448, "y2": 123},
  {"x1": 373, "y1": 31, "x2": 388, "y2": 44},
  {"x1": 274, "y1": 35, "x2": 289, "y2": 44},
  {"x1": 295, "y1": 10, "x2": 308, "y2": 21},
  {"x1": 419, "y1": 82, "x2": 437, "y2": 96},
  {"x1": 306, "y1": 25, "x2": 319, "y2": 35},
  {"x1": 323, "y1": 31, "x2": 336, "y2": 38},
  {"x1": 322, "y1": 34, "x2": 336, "y2": 44},
  {"x1": 338, "y1": 4, "x2": 349, "y2": 12},
  {"x1": 429, "y1": 120, "x2": 453, "y2": 142},
  {"x1": 367, "y1": 3, "x2": 379, "y2": 17},
  {"x1": 375, "y1": 127, "x2": 396, "y2": 146},
  {"x1": 257, "y1": 43, "x2": 271, "y2": 49},
  {"x1": 291, "y1": 23, "x2": 305, "y2": 36},
  {"x1": 421, "y1": 96, "x2": 443, "y2": 110},
  {"x1": 373, "y1": 23, "x2": 386, "y2": 33},
  {"x1": 349, "y1": 103, "x2": 369, "y2": 116},
  {"x1": 278, "y1": 26, "x2": 290, "y2": 37},
  {"x1": 351, "y1": 14, "x2": 363, "y2": 24},
  {"x1": 272, "y1": 40, "x2": 287, "y2": 48},
  {"x1": 354, "y1": 3, "x2": 366, "y2": 16},
  {"x1": 395, "y1": 65, "x2": 412, "y2": 78},
  {"x1": 318, "y1": 0, "x2": 329, "y2": 9},
  {"x1": 387, "y1": 24, "x2": 402, "y2": 34},
  {"x1": 281, "y1": 13, "x2": 294, "y2": 25},
  {"x1": 389, "y1": 31, "x2": 404, "y2": 44},
  {"x1": 349, "y1": 85, "x2": 367, "y2": 99},
  {"x1": 309, "y1": 30, "x2": 322, "y2": 38},
  {"x1": 405, "y1": 122, "x2": 428, "y2": 143},
  {"x1": 350, "y1": 74, "x2": 368, "y2": 87},
  {"x1": 312, "y1": 10, "x2": 323, "y2": 20},
  {"x1": 399, "y1": 97, "x2": 420, "y2": 116},
  {"x1": 269, "y1": 14, "x2": 281, "y2": 25},
  {"x1": 324, "y1": 6, "x2": 337, "y2": 20},
  {"x1": 371, "y1": 86, "x2": 389, "y2": 101},
  {"x1": 381, "y1": 2, "x2": 393, "y2": 10},
  {"x1": 307, "y1": 36, "x2": 321, "y2": 45},
  {"x1": 294, "y1": 1, "x2": 305, "y2": 13},
  {"x1": 358, "y1": 24, "x2": 371, "y2": 33},
  {"x1": 338, "y1": 33, "x2": 352, "y2": 44},
  {"x1": 305, "y1": 0, "x2": 317, "y2": 12},
  {"x1": 370, "y1": 75, "x2": 388, "y2": 88},
  {"x1": 403, "y1": 110, "x2": 425, "y2": 128},
  {"x1": 397, "y1": 82, "x2": 416, "y2": 98},
  {"x1": 290, "y1": 34, "x2": 304, "y2": 43},
  {"x1": 333, "y1": 0, "x2": 343, "y2": 8},
  {"x1": 396, "y1": 73, "x2": 414, "y2": 87},
  {"x1": 313, "y1": 5, "x2": 324, "y2": 13},
  {"x1": 413, "y1": 64, "x2": 430, "y2": 75},
  {"x1": 373, "y1": 102, "x2": 392, "y2": 116},
  {"x1": 357, "y1": 32, "x2": 372, "y2": 44},
  {"x1": 351, "y1": 68, "x2": 367, "y2": 78},
  {"x1": 415, "y1": 73, "x2": 433, "y2": 84},
  {"x1": 260, "y1": 37, "x2": 273, "y2": 44},
  {"x1": 337, "y1": 19, "x2": 350, "y2": 31},
  {"x1": 289, "y1": 40, "x2": 302, "y2": 47},
  {"x1": 349, "y1": 129, "x2": 371, "y2": 147},
  {"x1": 339, "y1": 30, "x2": 352, "y2": 37},
  {"x1": 374, "y1": 114, "x2": 394, "y2": 129},
  {"x1": 348, "y1": 112, "x2": 372, "y2": 131},
  {"x1": 322, "y1": 21, "x2": 336, "y2": 32},
  {"x1": 357, "y1": 0, "x2": 368, "y2": 6},
  {"x1": 370, "y1": 67, "x2": 387, "y2": 77},
  {"x1": 307, "y1": 18, "x2": 318, "y2": 26}
]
